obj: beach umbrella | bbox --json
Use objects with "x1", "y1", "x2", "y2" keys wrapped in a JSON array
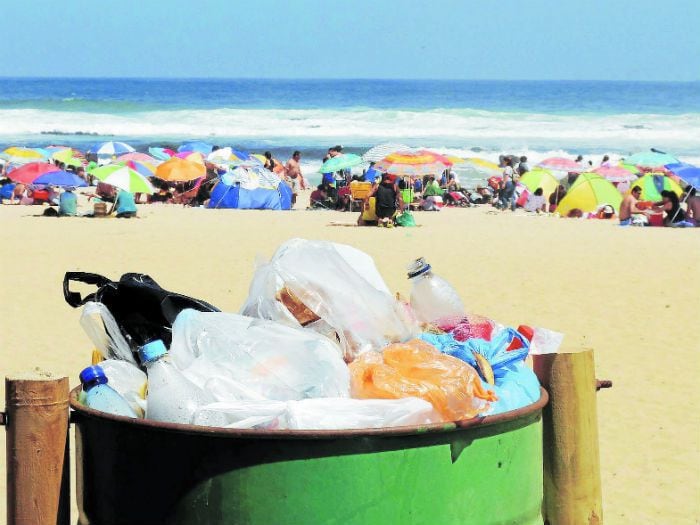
[
  {"x1": 51, "y1": 148, "x2": 86, "y2": 168},
  {"x1": 117, "y1": 152, "x2": 157, "y2": 163},
  {"x1": 87, "y1": 141, "x2": 135, "y2": 156},
  {"x1": 148, "y1": 147, "x2": 175, "y2": 160},
  {"x1": 556, "y1": 173, "x2": 622, "y2": 216},
  {"x1": 374, "y1": 151, "x2": 450, "y2": 177},
  {"x1": 206, "y1": 147, "x2": 235, "y2": 165},
  {"x1": 415, "y1": 149, "x2": 454, "y2": 167},
  {"x1": 175, "y1": 151, "x2": 205, "y2": 164},
  {"x1": 630, "y1": 173, "x2": 683, "y2": 202},
  {"x1": 6, "y1": 162, "x2": 58, "y2": 184},
  {"x1": 178, "y1": 141, "x2": 213, "y2": 155},
  {"x1": 121, "y1": 160, "x2": 156, "y2": 178},
  {"x1": 1, "y1": 147, "x2": 50, "y2": 165},
  {"x1": 592, "y1": 165, "x2": 638, "y2": 184},
  {"x1": 625, "y1": 150, "x2": 678, "y2": 169},
  {"x1": 665, "y1": 163, "x2": 700, "y2": 189},
  {"x1": 155, "y1": 157, "x2": 206, "y2": 182},
  {"x1": 33, "y1": 170, "x2": 88, "y2": 187},
  {"x1": 537, "y1": 157, "x2": 583, "y2": 173},
  {"x1": 519, "y1": 169, "x2": 559, "y2": 197},
  {"x1": 252, "y1": 154, "x2": 286, "y2": 174},
  {"x1": 318, "y1": 153, "x2": 364, "y2": 173},
  {"x1": 362, "y1": 143, "x2": 411, "y2": 163},
  {"x1": 90, "y1": 164, "x2": 155, "y2": 194}
]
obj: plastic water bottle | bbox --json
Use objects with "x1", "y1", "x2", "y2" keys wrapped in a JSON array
[
  {"x1": 407, "y1": 257, "x2": 465, "y2": 323},
  {"x1": 139, "y1": 339, "x2": 222, "y2": 426},
  {"x1": 99, "y1": 359, "x2": 148, "y2": 417},
  {"x1": 79, "y1": 365, "x2": 138, "y2": 418}
]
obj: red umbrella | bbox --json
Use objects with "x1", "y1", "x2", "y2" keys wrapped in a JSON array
[{"x1": 6, "y1": 162, "x2": 58, "y2": 184}]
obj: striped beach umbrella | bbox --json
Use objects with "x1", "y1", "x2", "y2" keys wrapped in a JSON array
[
  {"x1": 122, "y1": 160, "x2": 156, "y2": 178},
  {"x1": 630, "y1": 173, "x2": 683, "y2": 201},
  {"x1": 117, "y1": 152, "x2": 158, "y2": 163},
  {"x1": 148, "y1": 147, "x2": 176, "y2": 161},
  {"x1": 591, "y1": 165, "x2": 638, "y2": 183},
  {"x1": 362, "y1": 143, "x2": 411, "y2": 163},
  {"x1": 87, "y1": 141, "x2": 135, "y2": 156},
  {"x1": 537, "y1": 157, "x2": 583, "y2": 173},
  {"x1": 374, "y1": 151, "x2": 450, "y2": 177},
  {"x1": 90, "y1": 164, "x2": 155, "y2": 194},
  {"x1": 1, "y1": 146, "x2": 49, "y2": 164}
]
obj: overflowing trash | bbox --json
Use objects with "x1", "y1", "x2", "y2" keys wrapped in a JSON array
[{"x1": 66, "y1": 238, "x2": 563, "y2": 430}]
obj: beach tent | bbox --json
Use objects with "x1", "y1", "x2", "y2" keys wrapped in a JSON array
[
  {"x1": 629, "y1": 173, "x2": 683, "y2": 202},
  {"x1": 519, "y1": 169, "x2": 559, "y2": 197},
  {"x1": 207, "y1": 166, "x2": 292, "y2": 210},
  {"x1": 556, "y1": 173, "x2": 622, "y2": 216}
]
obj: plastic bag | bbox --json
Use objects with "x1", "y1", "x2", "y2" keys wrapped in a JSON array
[
  {"x1": 193, "y1": 397, "x2": 439, "y2": 430},
  {"x1": 80, "y1": 302, "x2": 137, "y2": 364},
  {"x1": 349, "y1": 339, "x2": 496, "y2": 421},
  {"x1": 395, "y1": 211, "x2": 416, "y2": 227},
  {"x1": 240, "y1": 239, "x2": 417, "y2": 361},
  {"x1": 169, "y1": 309, "x2": 350, "y2": 401}
]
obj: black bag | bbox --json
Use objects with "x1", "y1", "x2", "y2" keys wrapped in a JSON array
[{"x1": 63, "y1": 272, "x2": 219, "y2": 349}]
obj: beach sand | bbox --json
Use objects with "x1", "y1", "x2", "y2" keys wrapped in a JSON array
[{"x1": 0, "y1": 202, "x2": 698, "y2": 524}]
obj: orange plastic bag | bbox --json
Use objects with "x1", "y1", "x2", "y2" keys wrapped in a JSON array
[{"x1": 349, "y1": 339, "x2": 497, "y2": 421}]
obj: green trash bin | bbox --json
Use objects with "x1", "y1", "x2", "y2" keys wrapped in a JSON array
[{"x1": 71, "y1": 387, "x2": 547, "y2": 525}]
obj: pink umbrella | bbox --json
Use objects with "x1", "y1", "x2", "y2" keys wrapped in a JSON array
[
  {"x1": 6, "y1": 162, "x2": 58, "y2": 184},
  {"x1": 537, "y1": 157, "x2": 583, "y2": 172},
  {"x1": 117, "y1": 152, "x2": 157, "y2": 163},
  {"x1": 592, "y1": 165, "x2": 638, "y2": 183}
]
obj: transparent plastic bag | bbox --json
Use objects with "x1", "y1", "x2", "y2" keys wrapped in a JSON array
[
  {"x1": 240, "y1": 239, "x2": 417, "y2": 361},
  {"x1": 169, "y1": 309, "x2": 350, "y2": 401},
  {"x1": 349, "y1": 339, "x2": 496, "y2": 421},
  {"x1": 193, "y1": 396, "x2": 439, "y2": 430},
  {"x1": 80, "y1": 302, "x2": 137, "y2": 364}
]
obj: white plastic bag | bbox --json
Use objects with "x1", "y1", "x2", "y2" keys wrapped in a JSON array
[
  {"x1": 80, "y1": 302, "x2": 136, "y2": 364},
  {"x1": 169, "y1": 309, "x2": 351, "y2": 401},
  {"x1": 193, "y1": 397, "x2": 439, "y2": 430},
  {"x1": 240, "y1": 239, "x2": 417, "y2": 361}
]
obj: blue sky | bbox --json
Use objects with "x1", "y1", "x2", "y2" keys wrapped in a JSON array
[{"x1": 2, "y1": 0, "x2": 699, "y2": 80}]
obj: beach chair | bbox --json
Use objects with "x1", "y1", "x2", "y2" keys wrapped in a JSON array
[{"x1": 350, "y1": 181, "x2": 372, "y2": 212}]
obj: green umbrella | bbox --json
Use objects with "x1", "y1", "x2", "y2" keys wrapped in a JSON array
[
  {"x1": 90, "y1": 164, "x2": 155, "y2": 194},
  {"x1": 318, "y1": 154, "x2": 363, "y2": 173},
  {"x1": 625, "y1": 151, "x2": 678, "y2": 168}
]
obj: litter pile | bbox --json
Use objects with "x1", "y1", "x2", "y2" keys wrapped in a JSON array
[{"x1": 66, "y1": 239, "x2": 563, "y2": 430}]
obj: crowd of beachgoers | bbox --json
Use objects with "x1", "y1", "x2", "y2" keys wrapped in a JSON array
[{"x1": 0, "y1": 142, "x2": 698, "y2": 227}]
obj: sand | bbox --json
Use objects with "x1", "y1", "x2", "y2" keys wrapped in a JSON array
[{"x1": 0, "y1": 201, "x2": 698, "y2": 524}]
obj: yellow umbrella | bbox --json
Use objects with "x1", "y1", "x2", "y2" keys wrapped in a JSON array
[
  {"x1": 557, "y1": 173, "x2": 622, "y2": 216},
  {"x1": 519, "y1": 168, "x2": 559, "y2": 197},
  {"x1": 1, "y1": 146, "x2": 48, "y2": 163},
  {"x1": 155, "y1": 158, "x2": 206, "y2": 182}
]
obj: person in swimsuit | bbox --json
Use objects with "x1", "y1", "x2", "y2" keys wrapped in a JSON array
[{"x1": 619, "y1": 185, "x2": 648, "y2": 226}]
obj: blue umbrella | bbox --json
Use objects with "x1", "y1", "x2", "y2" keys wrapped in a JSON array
[
  {"x1": 178, "y1": 141, "x2": 214, "y2": 155},
  {"x1": 666, "y1": 163, "x2": 700, "y2": 189},
  {"x1": 33, "y1": 170, "x2": 88, "y2": 187},
  {"x1": 148, "y1": 147, "x2": 174, "y2": 161}
]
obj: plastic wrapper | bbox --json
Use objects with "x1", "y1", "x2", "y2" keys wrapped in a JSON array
[
  {"x1": 169, "y1": 309, "x2": 350, "y2": 401},
  {"x1": 349, "y1": 339, "x2": 496, "y2": 421},
  {"x1": 193, "y1": 397, "x2": 439, "y2": 430},
  {"x1": 240, "y1": 239, "x2": 417, "y2": 361},
  {"x1": 80, "y1": 301, "x2": 137, "y2": 364}
]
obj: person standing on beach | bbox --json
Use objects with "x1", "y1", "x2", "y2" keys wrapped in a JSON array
[{"x1": 285, "y1": 151, "x2": 305, "y2": 206}]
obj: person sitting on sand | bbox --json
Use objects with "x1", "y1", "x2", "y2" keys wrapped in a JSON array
[
  {"x1": 58, "y1": 187, "x2": 78, "y2": 217},
  {"x1": 619, "y1": 185, "x2": 649, "y2": 226},
  {"x1": 684, "y1": 186, "x2": 700, "y2": 226},
  {"x1": 110, "y1": 189, "x2": 137, "y2": 219},
  {"x1": 655, "y1": 190, "x2": 685, "y2": 226},
  {"x1": 371, "y1": 173, "x2": 403, "y2": 227},
  {"x1": 523, "y1": 187, "x2": 547, "y2": 212}
]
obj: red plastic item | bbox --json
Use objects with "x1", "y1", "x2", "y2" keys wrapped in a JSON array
[{"x1": 506, "y1": 324, "x2": 534, "y2": 351}]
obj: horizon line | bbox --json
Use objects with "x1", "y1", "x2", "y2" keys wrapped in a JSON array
[{"x1": 0, "y1": 76, "x2": 698, "y2": 83}]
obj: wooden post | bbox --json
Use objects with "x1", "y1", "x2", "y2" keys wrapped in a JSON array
[
  {"x1": 5, "y1": 374, "x2": 70, "y2": 525},
  {"x1": 533, "y1": 349, "x2": 603, "y2": 525}
]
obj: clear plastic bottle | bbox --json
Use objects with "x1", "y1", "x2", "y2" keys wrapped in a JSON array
[
  {"x1": 79, "y1": 365, "x2": 138, "y2": 418},
  {"x1": 99, "y1": 359, "x2": 148, "y2": 417},
  {"x1": 139, "y1": 339, "x2": 222, "y2": 426},
  {"x1": 407, "y1": 257, "x2": 465, "y2": 323}
]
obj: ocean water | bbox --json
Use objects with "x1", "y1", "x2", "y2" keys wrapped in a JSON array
[{"x1": 1, "y1": 78, "x2": 699, "y2": 170}]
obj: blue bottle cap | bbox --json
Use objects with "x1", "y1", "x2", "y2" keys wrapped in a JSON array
[
  {"x1": 138, "y1": 339, "x2": 167, "y2": 364},
  {"x1": 407, "y1": 257, "x2": 431, "y2": 279},
  {"x1": 79, "y1": 365, "x2": 107, "y2": 385}
]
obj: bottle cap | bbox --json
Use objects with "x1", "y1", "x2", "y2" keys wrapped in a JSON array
[
  {"x1": 79, "y1": 365, "x2": 107, "y2": 385},
  {"x1": 138, "y1": 339, "x2": 167, "y2": 364},
  {"x1": 407, "y1": 257, "x2": 431, "y2": 279}
]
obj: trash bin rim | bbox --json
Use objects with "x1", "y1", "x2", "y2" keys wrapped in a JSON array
[{"x1": 69, "y1": 385, "x2": 548, "y2": 440}]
